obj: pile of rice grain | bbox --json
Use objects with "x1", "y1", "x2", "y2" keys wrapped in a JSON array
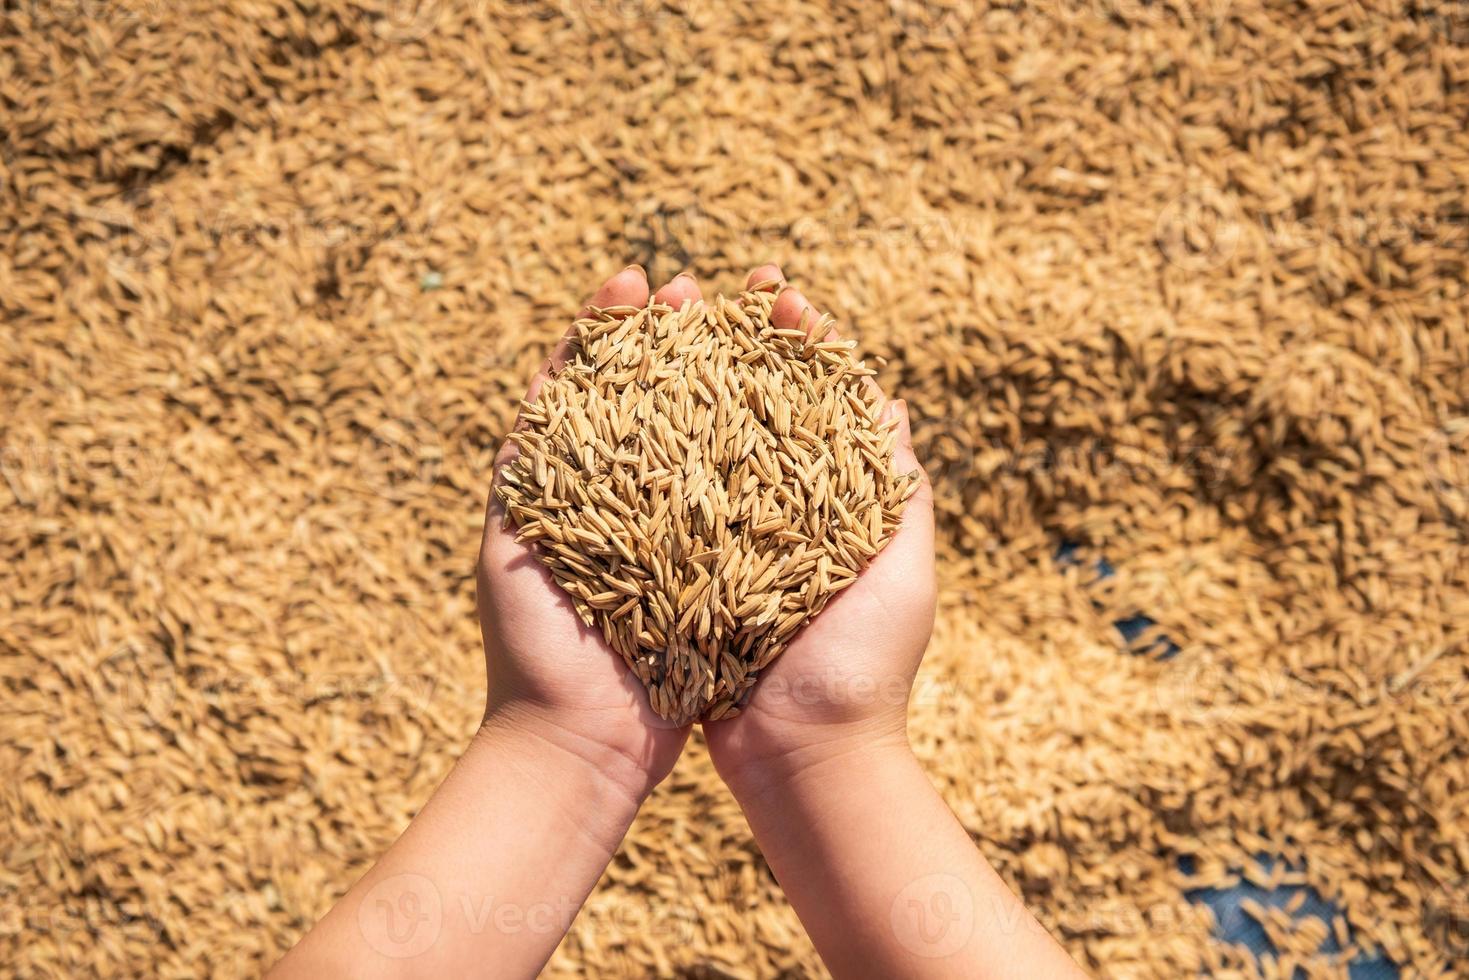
[
  {"x1": 497, "y1": 290, "x2": 916, "y2": 724},
  {"x1": 4, "y1": 0, "x2": 1468, "y2": 976}
]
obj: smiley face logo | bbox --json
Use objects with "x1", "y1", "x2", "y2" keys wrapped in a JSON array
[
  {"x1": 1156, "y1": 187, "x2": 1242, "y2": 272},
  {"x1": 890, "y1": 873, "x2": 975, "y2": 958},
  {"x1": 357, "y1": 873, "x2": 442, "y2": 959},
  {"x1": 1424, "y1": 417, "x2": 1469, "y2": 510},
  {"x1": 356, "y1": 417, "x2": 443, "y2": 502}
]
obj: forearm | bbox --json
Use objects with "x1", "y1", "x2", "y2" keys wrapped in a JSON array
[
  {"x1": 272, "y1": 709, "x2": 645, "y2": 979},
  {"x1": 727, "y1": 738, "x2": 1085, "y2": 979}
]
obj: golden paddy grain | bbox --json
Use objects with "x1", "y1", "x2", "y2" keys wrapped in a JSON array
[
  {"x1": 497, "y1": 290, "x2": 915, "y2": 723},
  {"x1": 2, "y1": 0, "x2": 1466, "y2": 976}
]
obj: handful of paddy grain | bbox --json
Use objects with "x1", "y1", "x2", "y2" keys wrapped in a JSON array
[{"x1": 496, "y1": 288, "x2": 918, "y2": 724}]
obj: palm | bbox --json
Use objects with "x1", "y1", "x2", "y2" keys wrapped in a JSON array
[
  {"x1": 478, "y1": 262, "x2": 935, "y2": 788},
  {"x1": 702, "y1": 481, "x2": 934, "y2": 761},
  {"x1": 475, "y1": 265, "x2": 699, "y2": 781},
  {"x1": 703, "y1": 264, "x2": 936, "y2": 775},
  {"x1": 477, "y1": 518, "x2": 665, "y2": 712},
  {"x1": 762, "y1": 489, "x2": 933, "y2": 714}
]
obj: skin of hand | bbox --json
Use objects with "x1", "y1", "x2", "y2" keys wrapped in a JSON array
[
  {"x1": 271, "y1": 268, "x2": 711, "y2": 980},
  {"x1": 274, "y1": 265, "x2": 1082, "y2": 979},
  {"x1": 477, "y1": 265, "x2": 704, "y2": 799},
  {"x1": 702, "y1": 263, "x2": 938, "y2": 795},
  {"x1": 696, "y1": 265, "x2": 1086, "y2": 979}
]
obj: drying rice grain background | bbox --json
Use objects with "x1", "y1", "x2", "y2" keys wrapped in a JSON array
[{"x1": 1, "y1": 0, "x2": 1466, "y2": 977}]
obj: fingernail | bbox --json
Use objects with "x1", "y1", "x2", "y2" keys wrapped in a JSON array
[
  {"x1": 675, "y1": 271, "x2": 695, "y2": 282},
  {"x1": 624, "y1": 264, "x2": 646, "y2": 276}
]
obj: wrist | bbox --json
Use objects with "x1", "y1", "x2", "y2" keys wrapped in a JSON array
[
  {"x1": 712, "y1": 720, "x2": 915, "y2": 806},
  {"x1": 474, "y1": 702, "x2": 655, "y2": 813}
]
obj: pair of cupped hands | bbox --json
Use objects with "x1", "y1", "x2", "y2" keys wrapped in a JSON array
[{"x1": 477, "y1": 264, "x2": 936, "y2": 803}]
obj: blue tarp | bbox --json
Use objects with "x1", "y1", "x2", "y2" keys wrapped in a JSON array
[{"x1": 1057, "y1": 542, "x2": 1398, "y2": 977}]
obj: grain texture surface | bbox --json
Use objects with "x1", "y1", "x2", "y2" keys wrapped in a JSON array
[{"x1": 2, "y1": 1, "x2": 1467, "y2": 977}]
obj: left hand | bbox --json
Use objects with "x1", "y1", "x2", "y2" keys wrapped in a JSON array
[{"x1": 476, "y1": 265, "x2": 706, "y2": 800}]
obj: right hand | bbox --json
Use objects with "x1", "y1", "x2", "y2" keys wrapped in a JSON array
[{"x1": 702, "y1": 263, "x2": 937, "y2": 797}]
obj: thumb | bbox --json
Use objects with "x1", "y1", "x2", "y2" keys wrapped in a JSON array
[
  {"x1": 882, "y1": 398, "x2": 920, "y2": 475},
  {"x1": 882, "y1": 398, "x2": 933, "y2": 511}
]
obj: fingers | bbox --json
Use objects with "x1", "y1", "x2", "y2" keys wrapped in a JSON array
[
  {"x1": 653, "y1": 271, "x2": 702, "y2": 308},
  {"x1": 883, "y1": 399, "x2": 920, "y2": 475},
  {"x1": 531, "y1": 263, "x2": 653, "y2": 406},
  {"x1": 576, "y1": 264, "x2": 650, "y2": 321},
  {"x1": 746, "y1": 263, "x2": 785, "y2": 292},
  {"x1": 770, "y1": 279, "x2": 838, "y2": 347},
  {"x1": 542, "y1": 263, "x2": 652, "y2": 394},
  {"x1": 492, "y1": 427, "x2": 520, "y2": 473},
  {"x1": 494, "y1": 265, "x2": 651, "y2": 518},
  {"x1": 766, "y1": 273, "x2": 888, "y2": 406},
  {"x1": 770, "y1": 284, "x2": 822, "y2": 337},
  {"x1": 488, "y1": 422, "x2": 527, "y2": 522},
  {"x1": 510, "y1": 367, "x2": 554, "y2": 442},
  {"x1": 751, "y1": 262, "x2": 825, "y2": 348},
  {"x1": 882, "y1": 397, "x2": 934, "y2": 515}
]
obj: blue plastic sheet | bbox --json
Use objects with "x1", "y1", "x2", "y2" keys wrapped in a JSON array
[{"x1": 1057, "y1": 541, "x2": 1399, "y2": 977}]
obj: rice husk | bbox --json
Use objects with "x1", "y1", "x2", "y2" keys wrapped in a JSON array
[
  {"x1": 496, "y1": 291, "x2": 915, "y2": 724},
  {"x1": 2, "y1": 1, "x2": 1467, "y2": 977}
]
